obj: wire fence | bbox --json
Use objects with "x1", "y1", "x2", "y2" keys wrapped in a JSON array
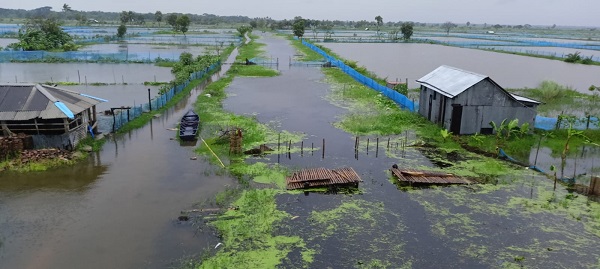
[
  {"x1": 302, "y1": 40, "x2": 415, "y2": 112},
  {"x1": 100, "y1": 61, "x2": 221, "y2": 133}
]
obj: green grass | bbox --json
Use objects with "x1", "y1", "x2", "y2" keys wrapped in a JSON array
[
  {"x1": 117, "y1": 78, "x2": 209, "y2": 134},
  {"x1": 198, "y1": 189, "x2": 313, "y2": 269},
  {"x1": 0, "y1": 154, "x2": 77, "y2": 172}
]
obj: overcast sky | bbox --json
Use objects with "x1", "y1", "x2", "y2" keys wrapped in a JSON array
[{"x1": 4, "y1": 0, "x2": 599, "y2": 27}]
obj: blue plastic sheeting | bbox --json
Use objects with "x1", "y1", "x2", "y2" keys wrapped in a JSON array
[
  {"x1": 54, "y1": 101, "x2": 75, "y2": 119},
  {"x1": 529, "y1": 166, "x2": 545, "y2": 173},
  {"x1": 302, "y1": 41, "x2": 415, "y2": 112},
  {"x1": 80, "y1": 93, "x2": 108, "y2": 102},
  {"x1": 498, "y1": 148, "x2": 522, "y2": 164},
  {"x1": 535, "y1": 115, "x2": 599, "y2": 131},
  {"x1": 88, "y1": 125, "x2": 95, "y2": 139}
]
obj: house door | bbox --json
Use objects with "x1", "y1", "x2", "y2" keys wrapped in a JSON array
[
  {"x1": 427, "y1": 94, "x2": 433, "y2": 121},
  {"x1": 450, "y1": 105, "x2": 463, "y2": 134}
]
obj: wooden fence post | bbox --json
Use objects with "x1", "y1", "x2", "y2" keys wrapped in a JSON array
[{"x1": 590, "y1": 176, "x2": 600, "y2": 196}]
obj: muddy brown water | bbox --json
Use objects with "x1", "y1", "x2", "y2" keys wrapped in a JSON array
[
  {"x1": 0, "y1": 51, "x2": 239, "y2": 269},
  {"x1": 224, "y1": 33, "x2": 485, "y2": 268},
  {"x1": 221, "y1": 34, "x2": 600, "y2": 268},
  {"x1": 320, "y1": 42, "x2": 600, "y2": 93}
]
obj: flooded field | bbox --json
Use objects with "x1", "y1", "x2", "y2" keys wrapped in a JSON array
[
  {"x1": 211, "y1": 34, "x2": 600, "y2": 268},
  {"x1": 0, "y1": 38, "x2": 17, "y2": 48},
  {"x1": 320, "y1": 42, "x2": 600, "y2": 92},
  {"x1": 0, "y1": 73, "x2": 236, "y2": 269},
  {"x1": 0, "y1": 62, "x2": 173, "y2": 84},
  {"x1": 60, "y1": 84, "x2": 161, "y2": 111},
  {"x1": 2, "y1": 27, "x2": 600, "y2": 269},
  {"x1": 79, "y1": 43, "x2": 208, "y2": 60},
  {"x1": 479, "y1": 46, "x2": 600, "y2": 61}
]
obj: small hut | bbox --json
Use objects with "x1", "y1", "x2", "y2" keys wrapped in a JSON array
[
  {"x1": 416, "y1": 65, "x2": 540, "y2": 135},
  {"x1": 0, "y1": 83, "x2": 106, "y2": 149}
]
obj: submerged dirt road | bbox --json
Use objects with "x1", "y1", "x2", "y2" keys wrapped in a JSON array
[{"x1": 218, "y1": 33, "x2": 600, "y2": 268}]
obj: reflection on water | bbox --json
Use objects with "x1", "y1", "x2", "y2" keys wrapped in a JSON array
[{"x1": 0, "y1": 56, "x2": 237, "y2": 268}]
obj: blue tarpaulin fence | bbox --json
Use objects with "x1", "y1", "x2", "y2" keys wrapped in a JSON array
[
  {"x1": 106, "y1": 61, "x2": 220, "y2": 132},
  {"x1": 302, "y1": 40, "x2": 415, "y2": 112},
  {"x1": 534, "y1": 115, "x2": 599, "y2": 131},
  {"x1": 0, "y1": 50, "x2": 187, "y2": 63},
  {"x1": 301, "y1": 40, "x2": 598, "y2": 132}
]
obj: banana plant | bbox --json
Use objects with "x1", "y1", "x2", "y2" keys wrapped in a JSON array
[{"x1": 440, "y1": 129, "x2": 452, "y2": 142}]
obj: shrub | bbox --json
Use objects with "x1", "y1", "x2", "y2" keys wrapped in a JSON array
[{"x1": 564, "y1": 51, "x2": 582, "y2": 63}]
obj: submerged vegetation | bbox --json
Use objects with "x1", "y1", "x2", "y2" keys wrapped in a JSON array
[{"x1": 187, "y1": 33, "x2": 600, "y2": 268}]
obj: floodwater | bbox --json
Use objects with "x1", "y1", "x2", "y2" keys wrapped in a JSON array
[
  {"x1": 0, "y1": 63, "x2": 173, "y2": 84},
  {"x1": 60, "y1": 84, "x2": 161, "y2": 111},
  {"x1": 0, "y1": 50, "x2": 240, "y2": 268},
  {"x1": 416, "y1": 36, "x2": 519, "y2": 44},
  {"x1": 219, "y1": 33, "x2": 600, "y2": 268},
  {"x1": 79, "y1": 43, "x2": 207, "y2": 60},
  {"x1": 479, "y1": 46, "x2": 600, "y2": 61},
  {"x1": 320, "y1": 42, "x2": 600, "y2": 92},
  {"x1": 0, "y1": 38, "x2": 17, "y2": 48}
]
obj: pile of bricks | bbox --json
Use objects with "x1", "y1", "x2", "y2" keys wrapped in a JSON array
[
  {"x1": 0, "y1": 135, "x2": 24, "y2": 160},
  {"x1": 19, "y1": 148, "x2": 72, "y2": 164}
]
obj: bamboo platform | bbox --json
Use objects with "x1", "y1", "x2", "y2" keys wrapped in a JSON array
[
  {"x1": 390, "y1": 168, "x2": 472, "y2": 185},
  {"x1": 286, "y1": 167, "x2": 362, "y2": 190}
]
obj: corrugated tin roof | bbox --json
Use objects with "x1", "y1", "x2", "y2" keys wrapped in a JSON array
[
  {"x1": 416, "y1": 65, "x2": 487, "y2": 98},
  {"x1": 0, "y1": 83, "x2": 105, "y2": 121},
  {"x1": 511, "y1": 93, "x2": 541, "y2": 104}
]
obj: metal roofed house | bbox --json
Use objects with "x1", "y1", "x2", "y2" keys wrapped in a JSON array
[
  {"x1": 0, "y1": 83, "x2": 106, "y2": 149},
  {"x1": 416, "y1": 65, "x2": 540, "y2": 135}
]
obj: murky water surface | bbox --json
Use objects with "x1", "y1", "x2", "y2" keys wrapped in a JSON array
[
  {"x1": 0, "y1": 54, "x2": 239, "y2": 268},
  {"x1": 320, "y1": 42, "x2": 600, "y2": 92},
  {"x1": 220, "y1": 34, "x2": 600, "y2": 268},
  {"x1": 0, "y1": 63, "x2": 173, "y2": 84}
]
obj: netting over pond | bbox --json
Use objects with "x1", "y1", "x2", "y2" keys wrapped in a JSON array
[
  {"x1": 98, "y1": 61, "x2": 220, "y2": 133},
  {"x1": 302, "y1": 40, "x2": 415, "y2": 112}
]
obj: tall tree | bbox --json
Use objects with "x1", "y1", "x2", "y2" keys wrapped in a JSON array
[
  {"x1": 117, "y1": 24, "x2": 127, "y2": 38},
  {"x1": 375, "y1": 15, "x2": 383, "y2": 36},
  {"x1": 442, "y1": 21, "x2": 457, "y2": 35},
  {"x1": 400, "y1": 22, "x2": 414, "y2": 40},
  {"x1": 9, "y1": 17, "x2": 73, "y2": 51},
  {"x1": 176, "y1": 15, "x2": 190, "y2": 36},
  {"x1": 292, "y1": 18, "x2": 305, "y2": 39},
  {"x1": 155, "y1": 11, "x2": 162, "y2": 27},
  {"x1": 120, "y1": 11, "x2": 130, "y2": 24},
  {"x1": 166, "y1": 14, "x2": 178, "y2": 29}
]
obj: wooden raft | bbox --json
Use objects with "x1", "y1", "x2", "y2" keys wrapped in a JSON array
[
  {"x1": 286, "y1": 167, "x2": 362, "y2": 190},
  {"x1": 390, "y1": 168, "x2": 471, "y2": 185}
]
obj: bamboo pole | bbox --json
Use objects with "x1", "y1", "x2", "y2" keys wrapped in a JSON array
[
  {"x1": 376, "y1": 137, "x2": 379, "y2": 158},
  {"x1": 201, "y1": 136, "x2": 225, "y2": 168}
]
